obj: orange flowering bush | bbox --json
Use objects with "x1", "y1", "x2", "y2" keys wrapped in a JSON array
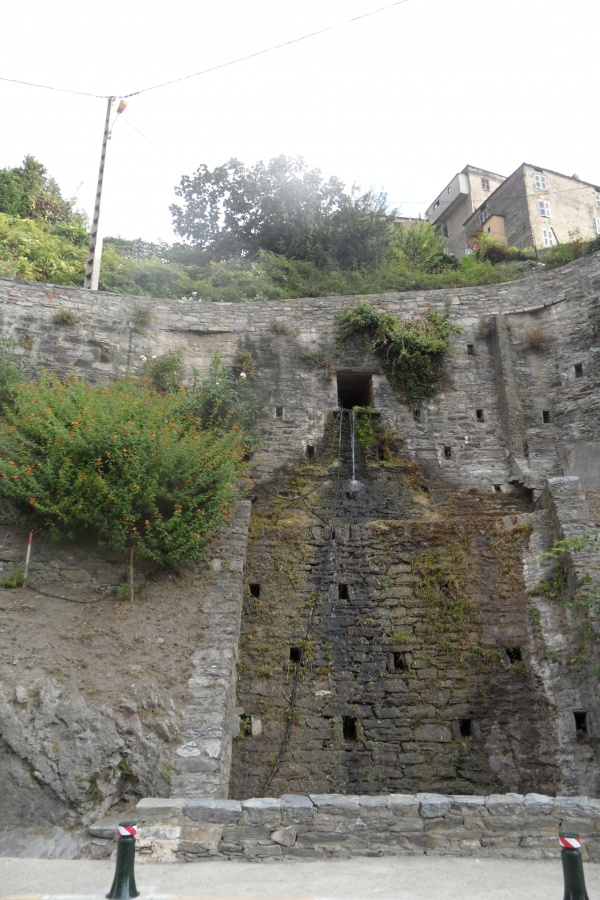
[{"x1": 0, "y1": 371, "x2": 248, "y2": 566}]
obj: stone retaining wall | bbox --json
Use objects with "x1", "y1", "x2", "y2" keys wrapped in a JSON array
[{"x1": 135, "y1": 792, "x2": 600, "y2": 861}]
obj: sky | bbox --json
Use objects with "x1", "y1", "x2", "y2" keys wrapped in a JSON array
[{"x1": 1, "y1": 0, "x2": 596, "y2": 244}]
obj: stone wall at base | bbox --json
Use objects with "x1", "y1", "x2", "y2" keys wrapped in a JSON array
[{"x1": 134, "y1": 792, "x2": 600, "y2": 862}]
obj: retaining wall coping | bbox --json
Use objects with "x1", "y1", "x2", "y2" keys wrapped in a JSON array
[{"x1": 185, "y1": 799, "x2": 242, "y2": 823}]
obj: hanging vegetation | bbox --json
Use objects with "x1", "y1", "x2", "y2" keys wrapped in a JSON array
[{"x1": 338, "y1": 300, "x2": 456, "y2": 407}]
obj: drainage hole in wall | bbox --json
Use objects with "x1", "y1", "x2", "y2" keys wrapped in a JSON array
[
  {"x1": 459, "y1": 718, "x2": 473, "y2": 738},
  {"x1": 342, "y1": 716, "x2": 358, "y2": 741},
  {"x1": 574, "y1": 711, "x2": 588, "y2": 736},
  {"x1": 542, "y1": 410, "x2": 551, "y2": 423},
  {"x1": 392, "y1": 652, "x2": 405, "y2": 672},
  {"x1": 289, "y1": 646, "x2": 301, "y2": 663},
  {"x1": 249, "y1": 583, "x2": 261, "y2": 598},
  {"x1": 506, "y1": 647, "x2": 522, "y2": 663},
  {"x1": 346, "y1": 492, "x2": 357, "y2": 500},
  {"x1": 476, "y1": 408, "x2": 485, "y2": 422},
  {"x1": 306, "y1": 444, "x2": 315, "y2": 460},
  {"x1": 444, "y1": 446, "x2": 452, "y2": 460},
  {"x1": 413, "y1": 409, "x2": 421, "y2": 422},
  {"x1": 239, "y1": 713, "x2": 252, "y2": 736},
  {"x1": 467, "y1": 344, "x2": 475, "y2": 356},
  {"x1": 574, "y1": 363, "x2": 583, "y2": 378},
  {"x1": 275, "y1": 406, "x2": 284, "y2": 419},
  {"x1": 493, "y1": 484, "x2": 502, "y2": 492},
  {"x1": 338, "y1": 583, "x2": 350, "y2": 600}
]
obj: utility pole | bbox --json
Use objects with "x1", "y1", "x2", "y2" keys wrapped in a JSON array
[{"x1": 84, "y1": 96, "x2": 126, "y2": 290}]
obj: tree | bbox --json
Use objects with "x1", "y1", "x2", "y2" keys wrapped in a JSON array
[
  {"x1": 170, "y1": 156, "x2": 395, "y2": 270},
  {"x1": 391, "y1": 220, "x2": 457, "y2": 272},
  {"x1": 0, "y1": 155, "x2": 85, "y2": 227}
]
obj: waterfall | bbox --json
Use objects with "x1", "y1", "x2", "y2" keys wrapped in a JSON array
[{"x1": 348, "y1": 409, "x2": 361, "y2": 490}]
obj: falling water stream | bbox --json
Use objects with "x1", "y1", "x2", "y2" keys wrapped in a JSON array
[{"x1": 348, "y1": 409, "x2": 362, "y2": 491}]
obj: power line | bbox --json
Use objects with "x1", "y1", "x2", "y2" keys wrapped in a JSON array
[
  {"x1": 0, "y1": 74, "x2": 107, "y2": 99},
  {"x1": 121, "y1": 0, "x2": 411, "y2": 98},
  {"x1": 0, "y1": 1, "x2": 411, "y2": 103}
]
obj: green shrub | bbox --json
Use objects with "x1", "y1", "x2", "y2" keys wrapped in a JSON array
[
  {"x1": 0, "y1": 336, "x2": 24, "y2": 408},
  {"x1": 144, "y1": 349, "x2": 185, "y2": 392},
  {"x1": 338, "y1": 301, "x2": 456, "y2": 407},
  {"x1": 0, "y1": 372, "x2": 248, "y2": 566}
]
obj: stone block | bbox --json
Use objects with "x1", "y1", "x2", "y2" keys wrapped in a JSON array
[
  {"x1": 413, "y1": 724, "x2": 452, "y2": 743},
  {"x1": 136, "y1": 797, "x2": 186, "y2": 822},
  {"x1": 484, "y1": 793, "x2": 525, "y2": 816},
  {"x1": 310, "y1": 794, "x2": 359, "y2": 816},
  {"x1": 388, "y1": 794, "x2": 420, "y2": 816},
  {"x1": 270, "y1": 825, "x2": 297, "y2": 847},
  {"x1": 282, "y1": 794, "x2": 315, "y2": 823},
  {"x1": 185, "y1": 799, "x2": 242, "y2": 824},
  {"x1": 242, "y1": 797, "x2": 282, "y2": 826},
  {"x1": 524, "y1": 793, "x2": 554, "y2": 815},
  {"x1": 417, "y1": 793, "x2": 452, "y2": 818}
]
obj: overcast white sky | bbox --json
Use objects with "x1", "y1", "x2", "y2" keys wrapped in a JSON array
[{"x1": 1, "y1": 0, "x2": 595, "y2": 243}]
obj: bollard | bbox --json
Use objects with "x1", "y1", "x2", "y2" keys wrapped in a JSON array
[
  {"x1": 560, "y1": 833, "x2": 590, "y2": 900},
  {"x1": 106, "y1": 821, "x2": 140, "y2": 899}
]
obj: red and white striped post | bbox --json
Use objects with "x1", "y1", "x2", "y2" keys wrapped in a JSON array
[
  {"x1": 560, "y1": 833, "x2": 590, "y2": 900},
  {"x1": 106, "y1": 822, "x2": 139, "y2": 899}
]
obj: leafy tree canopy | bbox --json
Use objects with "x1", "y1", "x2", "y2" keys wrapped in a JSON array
[
  {"x1": 0, "y1": 155, "x2": 86, "y2": 227},
  {"x1": 170, "y1": 156, "x2": 395, "y2": 270}
]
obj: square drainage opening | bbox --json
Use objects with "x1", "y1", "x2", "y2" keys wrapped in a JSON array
[
  {"x1": 337, "y1": 372, "x2": 373, "y2": 409},
  {"x1": 574, "y1": 711, "x2": 588, "y2": 736},
  {"x1": 459, "y1": 718, "x2": 473, "y2": 738},
  {"x1": 342, "y1": 715, "x2": 358, "y2": 741}
]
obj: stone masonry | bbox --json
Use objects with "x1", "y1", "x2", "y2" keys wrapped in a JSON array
[{"x1": 0, "y1": 252, "x2": 599, "y2": 857}]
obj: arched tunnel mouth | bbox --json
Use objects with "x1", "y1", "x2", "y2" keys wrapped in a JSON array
[{"x1": 337, "y1": 371, "x2": 374, "y2": 409}]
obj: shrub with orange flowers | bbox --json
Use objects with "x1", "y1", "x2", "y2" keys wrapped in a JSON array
[{"x1": 0, "y1": 363, "x2": 252, "y2": 566}]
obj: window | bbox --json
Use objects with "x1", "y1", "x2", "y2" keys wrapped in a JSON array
[
  {"x1": 442, "y1": 221, "x2": 451, "y2": 238},
  {"x1": 476, "y1": 408, "x2": 484, "y2": 422},
  {"x1": 542, "y1": 228, "x2": 555, "y2": 246},
  {"x1": 534, "y1": 172, "x2": 547, "y2": 189},
  {"x1": 433, "y1": 199, "x2": 440, "y2": 210},
  {"x1": 481, "y1": 177, "x2": 490, "y2": 191},
  {"x1": 594, "y1": 191, "x2": 600, "y2": 208},
  {"x1": 444, "y1": 445, "x2": 452, "y2": 460},
  {"x1": 595, "y1": 217, "x2": 600, "y2": 235},
  {"x1": 478, "y1": 206, "x2": 490, "y2": 225},
  {"x1": 538, "y1": 200, "x2": 551, "y2": 217}
]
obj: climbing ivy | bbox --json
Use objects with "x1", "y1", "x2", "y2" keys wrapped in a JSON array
[{"x1": 338, "y1": 300, "x2": 456, "y2": 407}]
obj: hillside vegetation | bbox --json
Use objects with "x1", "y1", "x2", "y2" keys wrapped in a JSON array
[{"x1": 1, "y1": 155, "x2": 598, "y2": 301}]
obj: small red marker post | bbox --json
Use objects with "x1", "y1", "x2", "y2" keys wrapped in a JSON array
[
  {"x1": 106, "y1": 822, "x2": 140, "y2": 899},
  {"x1": 560, "y1": 833, "x2": 590, "y2": 900}
]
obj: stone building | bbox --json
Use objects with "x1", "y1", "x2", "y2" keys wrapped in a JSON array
[
  {"x1": 428, "y1": 162, "x2": 600, "y2": 257},
  {"x1": 425, "y1": 164, "x2": 507, "y2": 257},
  {"x1": 464, "y1": 164, "x2": 600, "y2": 253}
]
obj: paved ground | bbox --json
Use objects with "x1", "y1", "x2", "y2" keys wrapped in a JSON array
[{"x1": 1, "y1": 854, "x2": 599, "y2": 899}]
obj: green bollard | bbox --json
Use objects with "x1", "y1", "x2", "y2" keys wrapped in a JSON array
[
  {"x1": 106, "y1": 821, "x2": 140, "y2": 899},
  {"x1": 560, "y1": 833, "x2": 590, "y2": 900}
]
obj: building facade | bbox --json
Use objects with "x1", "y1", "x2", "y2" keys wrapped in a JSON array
[
  {"x1": 425, "y1": 164, "x2": 506, "y2": 257},
  {"x1": 463, "y1": 163, "x2": 600, "y2": 253}
]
